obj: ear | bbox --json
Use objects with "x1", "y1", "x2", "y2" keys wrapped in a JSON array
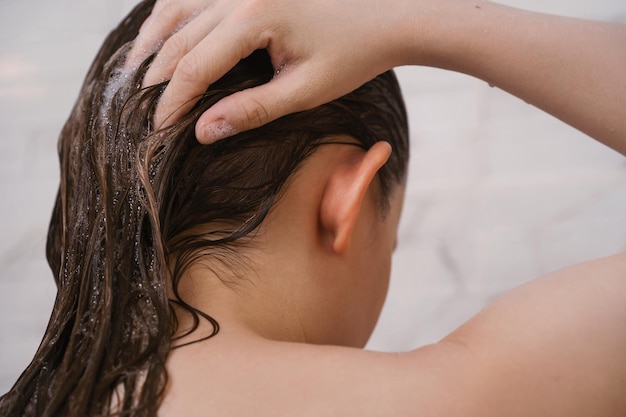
[{"x1": 320, "y1": 141, "x2": 392, "y2": 254}]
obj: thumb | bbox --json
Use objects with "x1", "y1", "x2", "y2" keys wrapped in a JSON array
[{"x1": 194, "y1": 71, "x2": 322, "y2": 144}]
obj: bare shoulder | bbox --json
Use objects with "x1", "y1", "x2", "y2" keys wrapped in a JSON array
[
  {"x1": 160, "y1": 253, "x2": 626, "y2": 417},
  {"x1": 443, "y1": 251, "x2": 626, "y2": 416},
  {"x1": 449, "y1": 251, "x2": 626, "y2": 347},
  {"x1": 160, "y1": 334, "x2": 476, "y2": 416}
]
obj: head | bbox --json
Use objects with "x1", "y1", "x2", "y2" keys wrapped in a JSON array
[{"x1": 0, "y1": 0, "x2": 408, "y2": 416}]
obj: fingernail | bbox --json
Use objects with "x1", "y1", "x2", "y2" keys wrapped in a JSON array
[{"x1": 198, "y1": 119, "x2": 237, "y2": 144}]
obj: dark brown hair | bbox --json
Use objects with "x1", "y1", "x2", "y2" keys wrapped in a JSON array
[{"x1": 0, "y1": 0, "x2": 408, "y2": 416}]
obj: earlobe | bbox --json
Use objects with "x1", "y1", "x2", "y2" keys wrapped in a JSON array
[{"x1": 319, "y1": 141, "x2": 392, "y2": 255}]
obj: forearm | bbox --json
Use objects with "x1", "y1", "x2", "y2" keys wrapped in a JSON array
[{"x1": 405, "y1": 1, "x2": 626, "y2": 155}]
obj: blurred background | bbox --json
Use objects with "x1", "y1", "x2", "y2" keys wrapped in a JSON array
[{"x1": 1, "y1": 0, "x2": 625, "y2": 392}]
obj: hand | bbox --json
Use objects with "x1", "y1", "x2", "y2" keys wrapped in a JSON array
[
  {"x1": 131, "y1": 0, "x2": 416, "y2": 143},
  {"x1": 131, "y1": 0, "x2": 626, "y2": 152}
]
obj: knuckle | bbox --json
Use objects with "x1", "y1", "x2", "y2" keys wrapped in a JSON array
[
  {"x1": 240, "y1": 97, "x2": 271, "y2": 128},
  {"x1": 175, "y1": 54, "x2": 202, "y2": 84},
  {"x1": 231, "y1": 0, "x2": 267, "y2": 33},
  {"x1": 159, "y1": 31, "x2": 189, "y2": 61}
]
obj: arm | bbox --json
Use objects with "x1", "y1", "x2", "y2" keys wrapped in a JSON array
[
  {"x1": 429, "y1": 252, "x2": 626, "y2": 416},
  {"x1": 135, "y1": 0, "x2": 626, "y2": 151},
  {"x1": 421, "y1": 1, "x2": 626, "y2": 155}
]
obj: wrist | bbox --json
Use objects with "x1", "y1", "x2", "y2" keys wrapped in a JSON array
[{"x1": 396, "y1": 0, "x2": 494, "y2": 70}]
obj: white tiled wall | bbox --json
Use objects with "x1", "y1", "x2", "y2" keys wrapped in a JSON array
[{"x1": 1, "y1": 0, "x2": 625, "y2": 393}]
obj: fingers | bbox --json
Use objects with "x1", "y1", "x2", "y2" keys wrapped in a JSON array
[
  {"x1": 126, "y1": 0, "x2": 213, "y2": 71},
  {"x1": 153, "y1": 17, "x2": 269, "y2": 129},
  {"x1": 143, "y1": 4, "x2": 232, "y2": 86},
  {"x1": 194, "y1": 69, "x2": 320, "y2": 144},
  {"x1": 128, "y1": 0, "x2": 311, "y2": 136}
]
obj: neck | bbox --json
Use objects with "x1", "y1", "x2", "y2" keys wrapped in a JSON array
[
  {"x1": 165, "y1": 143, "x2": 389, "y2": 349},
  {"x1": 168, "y1": 166, "x2": 335, "y2": 344}
]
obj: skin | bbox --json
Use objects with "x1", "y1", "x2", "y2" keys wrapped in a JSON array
[
  {"x1": 158, "y1": 137, "x2": 626, "y2": 417},
  {"x1": 169, "y1": 141, "x2": 399, "y2": 348},
  {"x1": 123, "y1": 1, "x2": 626, "y2": 415},
  {"x1": 132, "y1": 0, "x2": 626, "y2": 151}
]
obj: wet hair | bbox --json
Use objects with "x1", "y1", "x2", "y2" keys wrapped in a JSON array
[{"x1": 0, "y1": 0, "x2": 408, "y2": 416}]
